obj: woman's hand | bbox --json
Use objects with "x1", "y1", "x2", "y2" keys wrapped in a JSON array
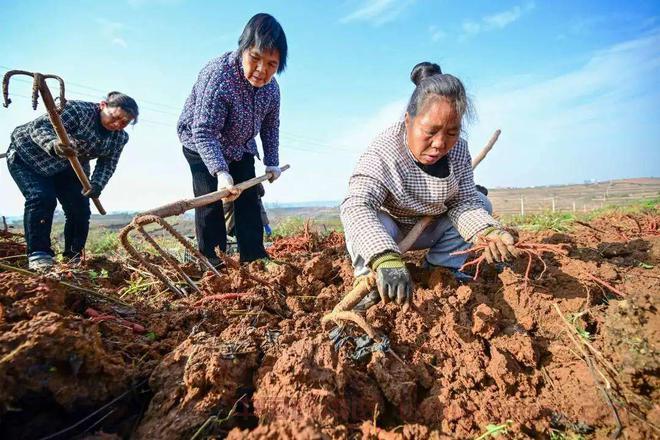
[
  {"x1": 371, "y1": 252, "x2": 412, "y2": 306},
  {"x1": 265, "y1": 166, "x2": 281, "y2": 182},
  {"x1": 475, "y1": 227, "x2": 519, "y2": 263},
  {"x1": 50, "y1": 140, "x2": 77, "y2": 158},
  {"x1": 217, "y1": 171, "x2": 242, "y2": 202}
]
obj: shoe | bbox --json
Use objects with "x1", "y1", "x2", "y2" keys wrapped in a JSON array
[
  {"x1": 28, "y1": 252, "x2": 55, "y2": 272},
  {"x1": 205, "y1": 257, "x2": 225, "y2": 270}
]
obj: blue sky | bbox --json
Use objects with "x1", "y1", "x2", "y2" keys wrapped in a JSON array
[{"x1": 1, "y1": 0, "x2": 659, "y2": 215}]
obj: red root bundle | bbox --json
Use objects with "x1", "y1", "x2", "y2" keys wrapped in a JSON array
[{"x1": 453, "y1": 240, "x2": 569, "y2": 285}]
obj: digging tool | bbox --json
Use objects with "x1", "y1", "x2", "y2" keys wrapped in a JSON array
[
  {"x1": 2, "y1": 70, "x2": 106, "y2": 215},
  {"x1": 119, "y1": 165, "x2": 290, "y2": 296},
  {"x1": 471, "y1": 129, "x2": 501, "y2": 170}
]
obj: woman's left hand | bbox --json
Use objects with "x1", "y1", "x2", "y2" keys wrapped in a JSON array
[
  {"x1": 476, "y1": 228, "x2": 520, "y2": 263},
  {"x1": 265, "y1": 166, "x2": 281, "y2": 183}
]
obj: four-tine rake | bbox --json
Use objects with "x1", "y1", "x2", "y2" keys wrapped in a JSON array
[{"x1": 119, "y1": 165, "x2": 289, "y2": 296}]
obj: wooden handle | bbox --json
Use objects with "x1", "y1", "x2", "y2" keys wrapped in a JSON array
[
  {"x1": 141, "y1": 164, "x2": 290, "y2": 219},
  {"x1": 471, "y1": 129, "x2": 501, "y2": 170},
  {"x1": 398, "y1": 216, "x2": 434, "y2": 254},
  {"x1": 38, "y1": 76, "x2": 106, "y2": 215}
]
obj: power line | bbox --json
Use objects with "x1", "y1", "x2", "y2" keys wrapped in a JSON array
[
  {"x1": 1, "y1": 68, "x2": 362, "y2": 155},
  {"x1": 0, "y1": 65, "x2": 181, "y2": 111}
]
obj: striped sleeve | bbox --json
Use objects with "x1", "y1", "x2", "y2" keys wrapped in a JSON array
[{"x1": 340, "y1": 153, "x2": 399, "y2": 265}]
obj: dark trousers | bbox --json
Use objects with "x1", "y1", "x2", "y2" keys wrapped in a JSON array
[
  {"x1": 7, "y1": 152, "x2": 91, "y2": 257},
  {"x1": 183, "y1": 147, "x2": 267, "y2": 263}
]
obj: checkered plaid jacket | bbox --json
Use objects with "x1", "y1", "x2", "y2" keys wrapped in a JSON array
[
  {"x1": 340, "y1": 121, "x2": 499, "y2": 265},
  {"x1": 8, "y1": 100, "x2": 129, "y2": 189}
]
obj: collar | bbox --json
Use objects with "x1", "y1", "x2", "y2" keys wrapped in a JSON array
[{"x1": 231, "y1": 50, "x2": 256, "y2": 90}]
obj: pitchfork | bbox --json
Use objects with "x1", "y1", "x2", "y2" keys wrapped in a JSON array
[
  {"x1": 2, "y1": 70, "x2": 107, "y2": 215},
  {"x1": 119, "y1": 165, "x2": 290, "y2": 297}
]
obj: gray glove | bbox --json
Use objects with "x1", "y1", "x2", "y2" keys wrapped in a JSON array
[{"x1": 371, "y1": 252, "x2": 412, "y2": 306}]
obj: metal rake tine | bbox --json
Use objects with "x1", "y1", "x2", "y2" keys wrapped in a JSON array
[
  {"x1": 42, "y1": 74, "x2": 67, "y2": 112},
  {"x1": 139, "y1": 214, "x2": 222, "y2": 277},
  {"x1": 2, "y1": 69, "x2": 36, "y2": 108},
  {"x1": 118, "y1": 223, "x2": 186, "y2": 297},
  {"x1": 134, "y1": 221, "x2": 201, "y2": 294}
]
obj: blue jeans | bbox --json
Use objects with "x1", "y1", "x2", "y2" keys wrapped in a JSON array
[
  {"x1": 7, "y1": 150, "x2": 90, "y2": 257},
  {"x1": 348, "y1": 193, "x2": 493, "y2": 276}
]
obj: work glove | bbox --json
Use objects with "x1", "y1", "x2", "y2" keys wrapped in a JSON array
[
  {"x1": 49, "y1": 140, "x2": 77, "y2": 158},
  {"x1": 82, "y1": 183, "x2": 102, "y2": 199},
  {"x1": 217, "y1": 171, "x2": 241, "y2": 202},
  {"x1": 371, "y1": 252, "x2": 412, "y2": 306},
  {"x1": 473, "y1": 227, "x2": 520, "y2": 263},
  {"x1": 265, "y1": 166, "x2": 281, "y2": 183}
]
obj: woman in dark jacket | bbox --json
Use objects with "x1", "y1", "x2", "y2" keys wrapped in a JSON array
[
  {"x1": 178, "y1": 13, "x2": 287, "y2": 265},
  {"x1": 6, "y1": 92, "x2": 138, "y2": 270}
]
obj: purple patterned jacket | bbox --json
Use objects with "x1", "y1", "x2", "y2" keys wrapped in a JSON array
[{"x1": 177, "y1": 51, "x2": 280, "y2": 176}]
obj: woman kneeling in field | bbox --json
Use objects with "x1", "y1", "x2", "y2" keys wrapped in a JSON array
[{"x1": 340, "y1": 63, "x2": 517, "y2": 310}]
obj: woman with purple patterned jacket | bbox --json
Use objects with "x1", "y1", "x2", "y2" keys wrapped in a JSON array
[{"x1": 177, "y1": 13, "x2": 287, "y2": 265}]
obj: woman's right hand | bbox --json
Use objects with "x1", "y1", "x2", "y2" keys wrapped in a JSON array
[
  {"x1": 218, "y1": 171, "x2": 242, "y2": 202},
  {"x1": 475, "y1": 227, "x2": 519, "y2": 263}
]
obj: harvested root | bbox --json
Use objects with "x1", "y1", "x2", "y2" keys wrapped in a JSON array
[
  {"x1": 453, "y1": 240, "x2": 569, "y2": 285},
  {"x1": 583, "y1": 272, "x2": 626, "y2": 297},
  {"x1": 321, "y1": 310, "x2": 377, "y2": 339},
  {"x1": 193, "y1": 292, "x2": 246, "y2": 307}
]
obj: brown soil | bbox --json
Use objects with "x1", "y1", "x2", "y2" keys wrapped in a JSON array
[{"x1": 0, "y1": 211, "x2": 658, "y2": 439}]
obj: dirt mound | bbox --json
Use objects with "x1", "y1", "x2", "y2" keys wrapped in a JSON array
[
  {"x1": 227, "y1": 419, "x2": 342, "y2": 439},
  {"x1": 136, "y1": 331, "x2": 259, "y2": 439},
  {"x1": 0, "y1": 211, "x2": 658, "y2": 438},
  {"x1": 0, "y1": 231, "x2": 26, "y2": 258}
]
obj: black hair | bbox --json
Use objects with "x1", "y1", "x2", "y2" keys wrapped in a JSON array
[
  {"x1": 410, "y1": 62, "x2": 442, "y2": 86},
  {"x1": 406, "y1": 68, "x2": 474, "y2": 124},
  {"x1": 237, "y1": 13, "x2": 288, "y2": 74},
  {"x1": 106, "y1": 91, "x2": 139, "y2": 124}
]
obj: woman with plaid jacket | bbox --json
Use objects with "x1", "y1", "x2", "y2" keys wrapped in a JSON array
[
  {"x1": 6, "y1": 92, "x2": 138, "y2": 270},
  {"x1": 340, "y1": 63, "x2": 518, "y2": 310}
]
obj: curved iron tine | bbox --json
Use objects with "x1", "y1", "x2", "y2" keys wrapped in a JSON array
[
  {"x1": 43, "y1": 74, "x2": 67, "y2": 112},
  {"x1": 31, "y1": 74, "x2": 42, "y2": 110},
  {"x1": 2, "y1": 70, "x2": 36, "y2": 108}
]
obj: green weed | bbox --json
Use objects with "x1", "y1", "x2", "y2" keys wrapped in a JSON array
[{"x1": 474, "y1": 420, "x2": 513, "y2": 439}]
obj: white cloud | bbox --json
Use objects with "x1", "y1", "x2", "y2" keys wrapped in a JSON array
[
  {"x1": 97, "y1": 19, "x2": 128, "y2": 48},
  {"x1": 428, "y1": 25, "x2": 446, "y2": 42},
  {"x1": 112, "y1": 37, "x2": 128, "y2": 48},
  {"x1": 340, "y1": 0, "x2": 415, "y2": 26},
  {"x1": 461, "y1": 2, "x2": 535, "y2": 38},
  {"x1": 469, "y1": 30, "x2": 660, "y2": 188}
]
